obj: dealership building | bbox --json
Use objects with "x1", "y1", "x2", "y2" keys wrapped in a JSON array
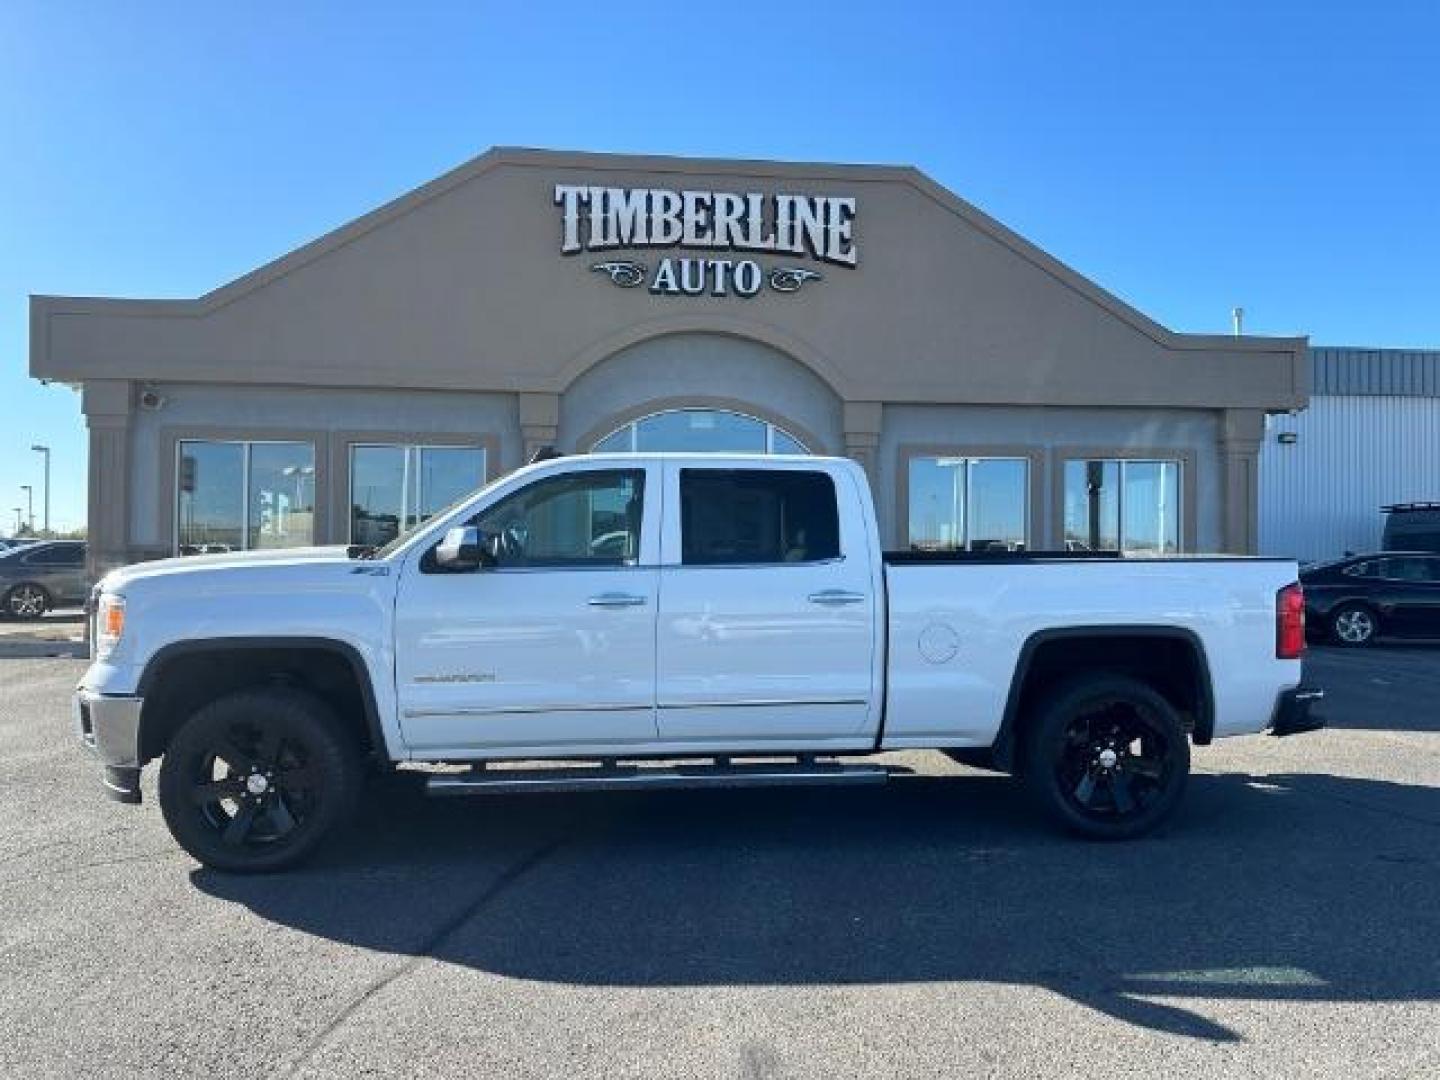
[{"x1": 29, "y1": 148, "x2": 1309, "y2": 575}]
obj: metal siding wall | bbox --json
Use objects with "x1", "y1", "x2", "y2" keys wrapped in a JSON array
[
  {"x1": 1260, "y1": 395, "x2": 1440, "y2": 561},
  {"x1": 1310, "y1": 347, "x2": 1440, "y2": 397}
]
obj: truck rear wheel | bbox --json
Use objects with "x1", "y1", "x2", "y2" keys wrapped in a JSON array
[
  {"x1": 158, "y1": 687, "x2": 362, "y2": 873},
  {"x1": 1024, "y1": 675, "x2": 1189, "y2": 840}
]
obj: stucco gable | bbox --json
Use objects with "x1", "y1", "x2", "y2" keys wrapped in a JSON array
[{"x1": 30, "y1": 147, "x2": 1307, "y2": 410}]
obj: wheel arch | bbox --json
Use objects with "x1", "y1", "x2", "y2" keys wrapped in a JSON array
[
  {"x1": 990, "y1": 625, "x2": 1215, "y2": 772},
  {"x1": 136, "y1": 636, "x2": 388, "y2": 765}
]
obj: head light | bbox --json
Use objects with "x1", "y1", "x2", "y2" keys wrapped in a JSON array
[{"x1": 95, "y1": 594, "x2": 126, "y2": 659}]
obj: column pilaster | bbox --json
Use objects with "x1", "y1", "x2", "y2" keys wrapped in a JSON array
[
  {"x1": 1220, "y1": 408, "x2": 1265, "y2": 555},
  {"x1": 81, "y1": 380, "x2": 133, "y2": 575}
]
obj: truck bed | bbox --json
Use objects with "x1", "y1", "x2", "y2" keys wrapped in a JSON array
[
  {"x1": 879, "y1": 554, "x2": 1302, "y2": 750},
  {"x1": 883, "y1": 550, "x2": 1293, "y2": 565}
]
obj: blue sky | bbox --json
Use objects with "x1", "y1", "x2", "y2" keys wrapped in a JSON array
[{"x1": 2, "y1": 1, "x2": 1437, "y2": 535}]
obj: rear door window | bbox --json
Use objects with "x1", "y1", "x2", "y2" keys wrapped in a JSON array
[
  {"x1": 22, "y1": 544, "x2": 83, "y2": 566},
  {"x1": 1380, "y1": 557, "x2": 1432, "y2": 582},
  {"x1": 679, "y1": 469, "x2": 840, "y2": 566}
]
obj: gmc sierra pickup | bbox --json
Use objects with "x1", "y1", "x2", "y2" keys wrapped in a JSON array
[{"x1": 75, "y1": 453, "x2": 1322, "y2": 871}]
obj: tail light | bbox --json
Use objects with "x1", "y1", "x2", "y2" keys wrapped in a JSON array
[{"x1": 1276, "y1": 582, "x2": 1305, "y2": 659}]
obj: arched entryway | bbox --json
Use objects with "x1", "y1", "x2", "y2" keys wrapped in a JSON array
[{"x1": 558, "y1": 331, "x2": 844, "y2": 459}]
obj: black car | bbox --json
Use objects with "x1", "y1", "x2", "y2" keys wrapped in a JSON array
[
  {"x1": 0, "y1": 540, "x2": 89, "y2": 619},
  {"x1": 1381, "y1": 503, "x2": 1440, "y2": 554},
  {"x1": 1301, "y1": 552, "x2": 1440, "y2": 646}
]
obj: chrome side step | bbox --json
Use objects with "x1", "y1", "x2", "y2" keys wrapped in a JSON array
[{"x1": 425, "y1": 760, "x2": 891, "y2": 797}]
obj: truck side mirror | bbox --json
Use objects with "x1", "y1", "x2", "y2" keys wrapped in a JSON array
[{"x1": 434, "y1": 526, "x2": 496, "y2": 571}]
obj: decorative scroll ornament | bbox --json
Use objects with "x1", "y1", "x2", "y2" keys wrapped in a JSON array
[
  {"x1": 590, "y1": 261, "x2": 647, "y2": 288},
  {"x1": 768, "y1": 267, "x2": 824, "y2": 293}
]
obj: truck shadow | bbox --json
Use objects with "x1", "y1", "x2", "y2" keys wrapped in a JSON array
[
  {"x1": 1304, "y1": 646, "x2": 1440, "y2": 732},
  {"x1": 192, "y1": 770, "x2": 1440, "y2": 1042}
]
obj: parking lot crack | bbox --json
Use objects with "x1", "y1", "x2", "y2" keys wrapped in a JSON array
[{"x1": 277, "y1": 837, "x2": 566, "y2": 1077}]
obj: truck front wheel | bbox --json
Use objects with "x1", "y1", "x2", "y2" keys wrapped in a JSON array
[
  {"x1": 1024, "y1": 675, "x2": 1190, "y2": 840},
  {"x1": 158, "y1": 687, "x2": 362, "y2": 873}
]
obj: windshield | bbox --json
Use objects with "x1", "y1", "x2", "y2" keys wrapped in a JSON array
[{"x1": 361, "y1": 479, "x2": 501, "y2": 560}]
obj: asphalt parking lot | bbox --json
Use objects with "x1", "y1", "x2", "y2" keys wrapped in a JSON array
[{"x1": 1, "y1": 649, "x2": 1437, "y2": 1079}]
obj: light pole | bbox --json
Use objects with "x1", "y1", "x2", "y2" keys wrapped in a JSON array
[
  {"x1": 12, "y1": 508, "x2": 21, "y2": 535},
  {"x1": 30, "y1": 445, "x2": 50, "y2": 537},
  {"x1": 20, "y1": 485, "x2": 33, "y2": 531}
]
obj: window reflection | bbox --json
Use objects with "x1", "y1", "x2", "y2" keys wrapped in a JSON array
[
  {"x1": 351, "y1": 446, "x2": 407, "y2": 548},
  {"x1": 473, "y1": 470, "x2": 644, "y2": 566},
  {"x1": 178, "y1": 442, "x2": 244, "y2": 553},
  {"x1": 593, "y1": 408, "x2": 809, "y2": 455},
  {"x1": 1063, "y1": 459, "x2": 1181, "y2": 554},
  {"x1": 908, "y1": 456, "x2": 1029, "y2": 551},
  {"x1": 249, "y1": 444, "x2": 315, "y2": 550},
  {"x1": 177, "y1": 441, "x2": 314, "y2": 555},
  {"x1": 350, "y1": 444, "x2": 485, "y2": 546}
]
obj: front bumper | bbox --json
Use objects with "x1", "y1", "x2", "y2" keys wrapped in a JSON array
[
  {"x1": 73, "y1": 688, "x2": 144, "y2": 804},
  {"x1": 1270, "y1": 686, "x2": 1325, "y2": 737}
]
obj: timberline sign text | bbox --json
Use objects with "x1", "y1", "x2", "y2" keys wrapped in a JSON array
[{"x1": 554, "y1": 183, "x2": 857, "y2": 298}]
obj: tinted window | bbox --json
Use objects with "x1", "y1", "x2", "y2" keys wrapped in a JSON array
[
  {"x1": 1384, "y1": 527, "x2": 1440, "y2": 554},
  {"x1": 23, "y1": 544, "x2": 83, "y2": 566},
  {"x1": 1341, "y1": 560, "x2": 1378, "y2": 578},
  {"x1": 472, "y1": 469, "x2": 644, "y2": 567},
  {"x1": 680, "y1": 469, "x2": 839, "y2": 566},
  {"x1": 1380, "y1": 557, "x2": 1436, "y2": 582}
]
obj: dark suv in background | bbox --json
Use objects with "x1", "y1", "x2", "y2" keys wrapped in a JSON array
[
  {"x1": 1301, "y1": 552, "x2": 1440, "y2": 646},
  {"x1": 1382, "y1": 503, "x2": 1440, "y2": 555},
  {"x1": 0, "y1": 541, "x2": 89, "y2": 619}
]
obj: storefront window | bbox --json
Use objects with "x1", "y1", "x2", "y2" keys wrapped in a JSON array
[
  {"x1": 907, "y1": 456, "x2": 1029, "y2": 551},
  {"x1": 349, "y1": 444, "x2": 486, "y2": 546},
  {"x1": 176, "y1": 440, "x2": 314, "y2": 555},
  {"x1": 592, "y1": 408, "x2": 809, "y2": 454},
  {"x1": 1063, "y1": 458, "x2": 1181, "y2": 554}
]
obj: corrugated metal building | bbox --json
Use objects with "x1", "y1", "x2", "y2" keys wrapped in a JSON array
[{"x1": 1261, "y1": 347, "x2": 1440, "y2": 561}]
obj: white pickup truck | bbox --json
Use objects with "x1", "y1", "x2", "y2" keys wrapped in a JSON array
[{"x1": 75, "y1": 453, "x2": 1321, "y2": 871}]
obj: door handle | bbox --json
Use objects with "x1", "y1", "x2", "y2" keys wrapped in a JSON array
[
  {"x1": 588, "y1": 592, "x2": 648, "y2": 608},
  {"x1": 807, "y1": 589, "x2": 867, "y2": 606}
]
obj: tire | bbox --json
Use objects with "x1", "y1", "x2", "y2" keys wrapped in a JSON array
[
  {"x1": 1024, "y1": 674, "x2": 1190, "y2": 840},
  {"x1": 4, "y1": 582, "x2": 51, "y2": 620},
  {"x1": 158, "y1": 687, "x2": 363, "y2": 873},
  {"x1": 1330, "y1": 603, "x2": 1377, "y2": 647}
]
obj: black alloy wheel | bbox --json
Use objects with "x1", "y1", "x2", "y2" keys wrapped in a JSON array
[
  {"x1": 158, "y1": 688, "x2": 362, "y2": 873},
  {"x1": 1025, "y1": 675, "x2": 1190, "y2": 839},
  {"x1": 4, "y1": 582, "x2": 51, "y2": 620}
]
